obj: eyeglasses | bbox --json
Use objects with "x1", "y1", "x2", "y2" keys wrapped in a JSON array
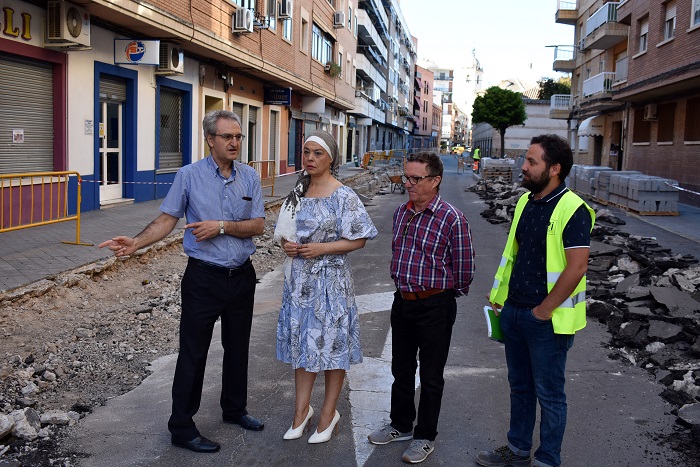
[
  {"x1": 213, "y1": 133, "x2": 246, "y2": 143},
  {"x1": 401, "y1": 174, "x2": 435, "y2": 185}
]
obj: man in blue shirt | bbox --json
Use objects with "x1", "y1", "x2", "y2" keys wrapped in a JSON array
[{"x1": 99, "y1": 110, "x2": 265, "y2": 453}]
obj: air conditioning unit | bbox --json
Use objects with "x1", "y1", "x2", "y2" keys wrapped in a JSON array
[
  {"x1": 279, "y1": 0, "x2": 293, "y2": 19},
  {"x1": 233, "y1": 8, "x2": 254, "y2": 33},
  {"x1": 46, "y1": 1, "x2": 90, "y2": 47},
  {"x1": 156, "y1": 42, "x2": 184, "y2": 75},
  {"x1": 333, "y1": 11, "x2": 345, "y2": 28},
  {"x1": 643, "y1": 104, "x2": 657, "y2": 121}
]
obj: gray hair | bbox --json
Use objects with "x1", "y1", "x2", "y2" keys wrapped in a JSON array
[{"x1": 202, "y1": 109, "x2": 242, "y2": 136}]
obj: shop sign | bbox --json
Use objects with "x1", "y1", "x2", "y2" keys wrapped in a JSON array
[
  {"x1": 114, "y1": 39, "x2": 160, "y2": 65},
  {"x1": 264, "y1": 87, "x2": 291, "y2": 105}
]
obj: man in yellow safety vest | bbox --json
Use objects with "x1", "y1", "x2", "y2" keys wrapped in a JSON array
[
  {"x1": 472, "y1": 147, "x2": 481, "y2": 174},
  {"x1": 477, "y1": 135, "x2": 595, "y2": 467}
]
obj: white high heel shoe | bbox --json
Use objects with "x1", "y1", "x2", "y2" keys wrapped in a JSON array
[
  {"x1": 308, "y1": 410, "x2": 340, "y2": 444},
  {"x1": 283, "y1": 406, "x2": 314, "y2": 440}
]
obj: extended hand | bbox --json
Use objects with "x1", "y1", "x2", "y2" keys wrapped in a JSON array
[{"x1": 98, "y1": 236, "x2": 137, "y2": 257}]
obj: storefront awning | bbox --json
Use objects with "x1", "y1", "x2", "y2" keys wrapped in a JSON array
[{"x1": 578, "y1": 116, "x2": 604, "y2": 137}]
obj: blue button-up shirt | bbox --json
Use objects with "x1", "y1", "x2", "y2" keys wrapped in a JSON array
[{"x1": 160, "y1": 156, "x2": 265, "y2": 268}]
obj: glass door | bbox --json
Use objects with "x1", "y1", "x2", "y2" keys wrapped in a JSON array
[{"x1": 99, "y1": 101, "x2": 123, "y2": 203}]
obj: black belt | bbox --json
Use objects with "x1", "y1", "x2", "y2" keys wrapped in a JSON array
[{"x1": 189, "y1": 257, "x2": 251, "y2": 276}]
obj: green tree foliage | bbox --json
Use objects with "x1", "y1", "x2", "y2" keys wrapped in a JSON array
[
  {"x1": 471, "y1": 86, "x2": 527, "y2": 157},
  {"x1": 537, "y1": 77, "x2": 571, "y2": 100}
]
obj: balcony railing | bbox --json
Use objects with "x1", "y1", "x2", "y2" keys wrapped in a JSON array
[
  {"x1": 614, "y1": 56, "x2": 628, "y2": 83},
  {"x1": 586, "y1": 2, "x2": 620, "y2": 37},
  {"x1": 553, "y1": 45, "x2": 575, "y2": 61},
  {"x1": 582, "y1": 72, "x2": 616, "y2": 97},
  {"x1": 550, "y1": 94, "x2": 571, "y2": 111},
  {"x1": 556, "y1": 0, "x2": 577, "y2": 25}
]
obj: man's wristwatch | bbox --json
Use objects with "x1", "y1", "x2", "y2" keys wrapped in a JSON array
[{"x1": 219, "y1": 220, "x2": 225, "y2": 236}]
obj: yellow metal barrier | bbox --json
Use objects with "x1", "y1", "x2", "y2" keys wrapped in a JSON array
[
  {"x1": 0, "y1": 171, "x2": 92, "y2": 246},
  {"x1": 247, "y1": 160, "x2": 276, "y2": 196}
]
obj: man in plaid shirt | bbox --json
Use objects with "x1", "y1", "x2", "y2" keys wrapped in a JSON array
[{"x1": 368, "y1": 151, "x2": 475, "y2": 464}]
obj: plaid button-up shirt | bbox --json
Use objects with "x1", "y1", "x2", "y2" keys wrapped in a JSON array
[{"x1": 390, "y1": 194, "x2": 475, "y2": 296}]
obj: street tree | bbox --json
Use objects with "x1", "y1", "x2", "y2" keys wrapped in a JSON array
[
  {"x1": 471, "y1": 86, "x2": 527, "y2": 158},
  {"x1": 537, "y1": 77, "x2": 571, "y2": 100}
]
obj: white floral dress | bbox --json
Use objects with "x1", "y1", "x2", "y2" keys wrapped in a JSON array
[{"x1": 276, "y1": 186, "x2": 377, "y2": 372}]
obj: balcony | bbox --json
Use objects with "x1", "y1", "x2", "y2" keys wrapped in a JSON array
[
  {"x1": 358, "y1": 0, "x2": 389, "y2": 40},
  {"x1": 555, "y1": 0, "x2": 577, "y2": 25},
  {"x1": 351, "y1": 94, "x2": 385, "y2": 124},
  {"x1": 357, "y1": 9, "x2": 388, "y2": 60},
  {"x1": 581, "y1": 72, "x2": 620, "y2": 112},
  {"x1": 613, "y1": 56, "x2": 628, "y2": 84},
  {"x1": 583, "y1": 72, "x2": 615, "y2": 97},
  {"x1": 584, "y1": 2, "x2": 628, "y2": 50},
  {"x1": 356, "y1": 54, "x2": 387, "y2": 90},
  {"x1": 549, "y1": 94, "x2": 571, "y2": 120},
  {"x1": 552, "y1": 45, "x2": 576, "y2": 72}
]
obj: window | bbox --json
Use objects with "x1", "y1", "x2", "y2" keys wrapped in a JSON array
[
  {"x1": 637, "y1": 17, "x2": 648, "y2": 53},
  {"x1": 301, "y1": 18, "x2": 309, "y2": 53},
  {"x1": 633, "y1": 107, "x2": 651, "y2": 143},
  {"x1": 282, "y1": 17, "x2": 292, "y2": 41},
  {"x1": 663, "y1": 1, "x2": 676, "y2": 40},
  {"x1": 354, "y1": 14, "x2": 358, "y2": 37},
  {"x1": 311, "y1": 24, "x2": 333, "y2": 64},
  {"x1": 232, "y1": 0, "x2": 254, "y2": 8},
  {"x1": 267, "y1": 0, "x2": 277, "y2": 31},
  {"x1": 348, "y1": 7, "x2": 352, "y2": 28},
  {"x1": 693, "y1": 0, "x2": 700, "y2": 27},
  {"x1": 685, "y1": 97, "x2": 700, "y2": 141},
  {"x1": 657, "y1": 103, "x2": 675, "y2": 143},
  {"x1": 159, "y1": 86, "x2": 184, "y2": 171}
]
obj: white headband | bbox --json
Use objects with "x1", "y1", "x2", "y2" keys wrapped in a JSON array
[{"x1": 304, "y1": 136, "x2": 333, "y2": 159}]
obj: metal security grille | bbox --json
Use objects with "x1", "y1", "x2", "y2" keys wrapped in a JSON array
[
  {"x1": 99, "y1": 77, "x2": 126, "y2": 102},
  {"x1": 0, "y1": 54, "x2": 54, "y2": 173},
  {"x1": 269, "y1": 110, "x2": 278, "y2": 159},
  {"x1": 232, "y1": 102, "x2": 244, "y2": 121},
  {"x1": 158, "y1": 87, "x2": 183, "y2": 171}
]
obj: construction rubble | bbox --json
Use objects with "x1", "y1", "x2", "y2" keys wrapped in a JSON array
[{"x1": 469, "y1": 177, "x2": 700, "y2": 449}]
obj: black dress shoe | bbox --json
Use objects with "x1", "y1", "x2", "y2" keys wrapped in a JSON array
[
  {"x1": 224, "y1": 414, "x2": 265, "y2": 431},
  {"x1": 171, "y1": 435, "x2": 221, "y2": 453}
]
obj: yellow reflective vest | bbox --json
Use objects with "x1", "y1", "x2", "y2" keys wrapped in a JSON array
[{"x1": 489, "y1": 190, "x2": 595, "y2": 334}]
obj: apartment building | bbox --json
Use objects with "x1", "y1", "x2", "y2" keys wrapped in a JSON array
[
  {"x1": 426, "y1": 65, "x2": 455, "y2": 149},
  {"x1": 552, "y1": 0, "x2": 700, "y2": 206},
  {"x1": 412, "y1": 63, "x2": 437, "y2": 149},
  {"x1": 1, "y1": 0, "x2": 412, "y2": 214}
]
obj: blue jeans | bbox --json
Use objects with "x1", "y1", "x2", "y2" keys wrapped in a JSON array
[{"x1": 499, "y1": 301, "x2": 574, "y2": 467}]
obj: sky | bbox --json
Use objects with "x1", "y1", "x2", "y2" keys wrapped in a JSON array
[{"x1": 398, "y1": 0, "x2": 575, "y2": 87}]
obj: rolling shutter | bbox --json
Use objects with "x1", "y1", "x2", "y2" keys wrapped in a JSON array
[{"x1": 0, "y1": 54, "x2": 54, "y2": 173}]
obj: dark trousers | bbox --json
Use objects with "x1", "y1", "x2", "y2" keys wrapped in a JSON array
[
  {"x1": 168, "y1": 258, "x2": 256, "y2": 441},
  {"x1": 389, "y1": 290, "x2": 457, "y2": 441}
]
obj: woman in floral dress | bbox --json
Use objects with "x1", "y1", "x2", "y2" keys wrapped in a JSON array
[{"x1": 274, "y1": 130, "x2": 377, "y2": 443}]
